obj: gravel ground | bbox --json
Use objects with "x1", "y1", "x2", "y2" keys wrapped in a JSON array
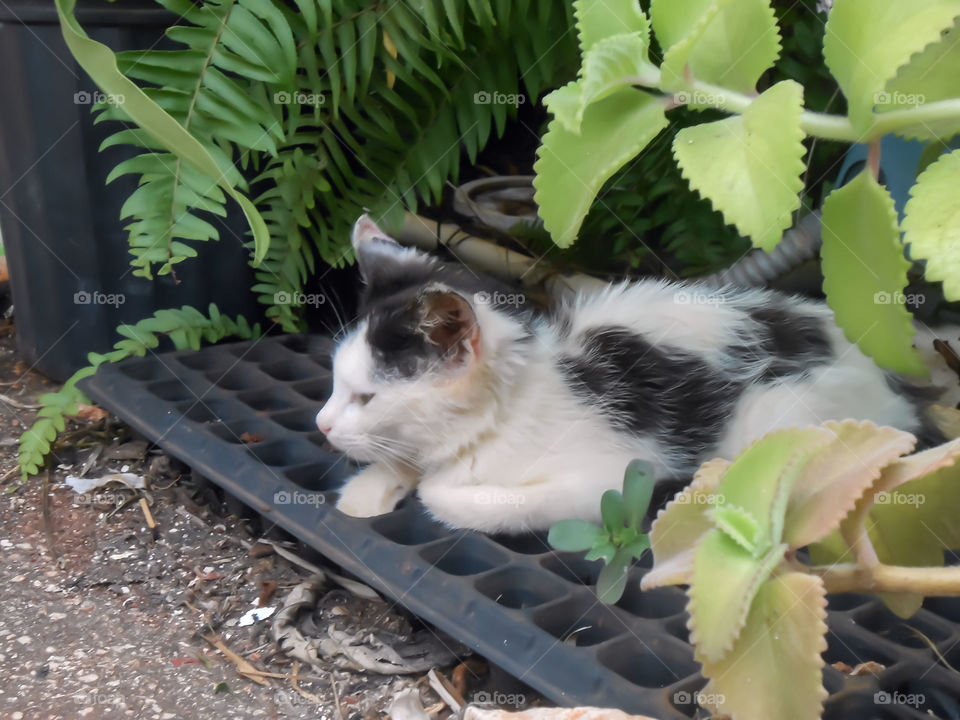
[{"x1": 0, "y1": 328, "x2": 476, "y2": 719}]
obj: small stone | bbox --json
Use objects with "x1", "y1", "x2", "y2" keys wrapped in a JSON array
[
  {"x1": 78, "y1": 673, "x2": 99, "y2": 683},
  {"x1": 15, "y1": 636, "x2": 31, "y2": 645}
]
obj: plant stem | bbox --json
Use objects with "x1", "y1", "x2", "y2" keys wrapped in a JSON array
[
  {"x1": 628, "y1": 71, "x2": 960, "y2": 143},
  {"x1": 690, "y1": 79, "x2": 856, "y2": 141},
  {"x1": 867, "y1": 140, "x2": 881, "y2": 180},
  {"x1": 869, "y1": 98, "x2": 960, "y2": 138},
  {"x1": 810, "y1": 563, "x2": 960, "y2": 595}
]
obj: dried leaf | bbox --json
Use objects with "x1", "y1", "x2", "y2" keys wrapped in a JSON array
[{"x1": 76, "y1": 403, "x2": 109, "y2": 421}]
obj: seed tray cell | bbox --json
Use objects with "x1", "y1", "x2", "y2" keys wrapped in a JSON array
[{"x1": 82, "y1": 336, "x2": 960, "y2": 719}]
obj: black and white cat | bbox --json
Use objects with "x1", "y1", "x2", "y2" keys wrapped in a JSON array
[{"x1": 315, "y1": 215, "x2": 935, "y2": 533}]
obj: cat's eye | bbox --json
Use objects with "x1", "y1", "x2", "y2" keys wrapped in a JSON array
[{"x1": 352, "y1": 392, "x2": 375, "y2": 406}]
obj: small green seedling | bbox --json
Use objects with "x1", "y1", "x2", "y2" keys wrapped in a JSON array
[{"x1": 548, "y1": 459, "x2": 654, "y2": 603}]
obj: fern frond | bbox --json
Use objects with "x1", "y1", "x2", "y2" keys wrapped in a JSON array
[
  {"x1": 81, "y1": 0, "x2": 578, "y2": 322},
  {"x1": 17, "y1": 305, "x2": 261, "y2": 482}
]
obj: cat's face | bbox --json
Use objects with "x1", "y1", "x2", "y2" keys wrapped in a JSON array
[{"x1": 315, "y1": 216, "x2": 488, "y2": 464}]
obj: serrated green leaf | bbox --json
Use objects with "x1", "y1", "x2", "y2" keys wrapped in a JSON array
[
  {"x1": 902, "y1": 149, "x2": 960, "y2": 300},
  {"x1": 785, "y1": 420, "x2": 916, "y2": 549},
  {"x1": 673, "y1": 80, "x2": 805, "y2": 251},
  {"x1": 534, "y1": 88, "x2": 668, "y2": 248},
  {"x1": 821, "y1": 170, "x2": 928, "y2": 376},
  {"x1": 542, "y1": 81, "x2": 583, "y2": 134},
  {"x1": 578, "y1": 32, "x2": 658, "y2": 125},
  {"x1": 689, "y1": 530, "x2": 786, "y2": 662},
  {"x1": 711, "y1": 504, "x2": 762, "y2": 555},
  {"x1": 702, "y1": 572, "x2": 827, "y2": 720},
  {"x1": 548, "y1": 519, "x2": 607, "y2": 552},
  {"x1": 643, "y1": 458, "x2": 729, "y2": 589},
  {"x1": 654, "y1": 0, "x2": 781, "y2": 93},
  {"x1": 814, "y1": 438, "x2": 960, "y2": 617},
  {"x1": 823, "y1": 0, "x2": 960, "y2": 133},
  {"x1": 882, "y1": 18, "x2": 960, "y2": 140},
  {"x1": 716, "y1": 426, "x2": 834, "y2": 550},
  {"x1": 574, "y1": 0, "x2": 649, "y2": 53}
]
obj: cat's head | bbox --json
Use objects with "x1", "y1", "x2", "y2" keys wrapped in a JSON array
[{"x1": 315, "y1": 215, "x2": 529, "y2": 464}]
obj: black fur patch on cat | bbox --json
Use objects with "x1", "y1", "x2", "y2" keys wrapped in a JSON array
[
  {"x1": 738, "y1": 306, "x2": 833, "y2": 380},
  {"x1": 366, "y1": 296, "x2": 434, "y2": 377},
  {"x1": 559, "y1": 326, "x2": 741, "y2": 467},
  {"x1": 361, "y1": 258, "x2": 533, "y2": 378}
]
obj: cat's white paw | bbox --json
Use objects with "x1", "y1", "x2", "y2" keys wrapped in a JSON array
[{"x1": 336, "y1": 464, "x2": 413, "y2": 517}]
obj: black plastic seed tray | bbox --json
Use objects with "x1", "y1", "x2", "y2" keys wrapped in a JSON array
[{"x1": 83, "y1": 336, "x2": 960, "y2": 719}]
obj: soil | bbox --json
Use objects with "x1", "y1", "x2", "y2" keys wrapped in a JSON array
[{"x1": 0, "y1": 328, "x2": 469, "y2": 720}]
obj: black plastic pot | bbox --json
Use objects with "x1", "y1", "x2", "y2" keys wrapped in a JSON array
[{"x1": 0, "y1": 0, "x2": 262, "y2": 382}]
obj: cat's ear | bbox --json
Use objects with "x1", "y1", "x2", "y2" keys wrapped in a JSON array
[
  {"x1": 419, "y1": 290, "x2": 481, "y2": 365},
  {"x1": 351, "y1": 214, "x2": 429, "y2": 285}
]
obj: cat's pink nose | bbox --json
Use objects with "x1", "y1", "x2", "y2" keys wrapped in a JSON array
[{"x1": 318, "y1": 424, "x2": 332, "y2": 435}]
